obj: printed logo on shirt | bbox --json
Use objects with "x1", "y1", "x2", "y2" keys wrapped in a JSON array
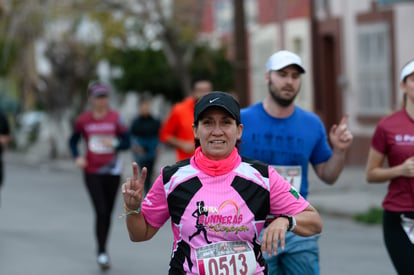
[
  {"x1": 395, "y1": 134, "x2": 414, "y2": 144},
  {"x1": 289, "y1": 187, "x2": 300, "y2": 199},
  {"x1": 188, "y1": 200, "x2": 248, "y2": 244},
  {"x1": 245, "y1": 133, "x2": 305, "y2": 165},
  {"x1": 85, "y1": 122, "x2": 115, "y2": 132}
]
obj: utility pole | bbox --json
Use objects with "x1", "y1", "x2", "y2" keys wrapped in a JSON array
[{"x1": 233, "y1": 0, "x2": 248, "y2": 107}]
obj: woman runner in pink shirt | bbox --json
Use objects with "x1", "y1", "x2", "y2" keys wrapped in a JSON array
[{"x1": 121, "y1": 91, "x2": 322, "y2": 274}]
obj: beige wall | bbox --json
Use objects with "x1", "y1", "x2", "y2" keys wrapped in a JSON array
[
  {"x1": 249, "y1": 24, "x2": 279, "y2": 105},
  {"x1": 312, "y1": 0, "x2": 414, "y2": 164},
  {"x1": 316, "y1": 0, "x2": 414, "y2": 137},
  {"x1": 248, "y1": 19, "x2": 313, "y2": 110}
]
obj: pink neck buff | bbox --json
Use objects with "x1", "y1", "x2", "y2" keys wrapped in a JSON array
[{"x1": 193, "y1": 147, "x2": 241, "y2": 176}]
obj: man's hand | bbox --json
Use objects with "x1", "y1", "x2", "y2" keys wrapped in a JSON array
[
  {"x1": 75, "y1": 156, "x2": 87, "y2": 168},
  {"x1": 132, "y1": 144, "x2": 145, "y2": 155},
  {"x1": 329, "y1": 114, "x2": 353, "y2": 152},
  {"x1": 180, "y1": 141, "x2": 195, "y2": 154}
]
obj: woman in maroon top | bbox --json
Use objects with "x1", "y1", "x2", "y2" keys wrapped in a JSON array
[
  {"x1": 69, "y1": 81, "x2": 130, "y2": 270},
  {"x1": 366, "y1": 59, "x2": 414, "y2": 275}
]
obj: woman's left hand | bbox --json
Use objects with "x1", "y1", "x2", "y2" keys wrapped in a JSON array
[
  {"x1": 122, "y1": 162, "x2": 147, "y2": 211},
  {"x1": 260, "y1": 218, "x2": 290, "y2": 256}
]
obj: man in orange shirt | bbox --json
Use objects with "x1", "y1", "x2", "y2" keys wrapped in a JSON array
[{"x1": 160, "y1": 77, "x2": 212, "y2": 161}]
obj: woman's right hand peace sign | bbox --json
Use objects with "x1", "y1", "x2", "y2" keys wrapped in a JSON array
[{"x1": 122, "y1": 162, "x2": 147, "y2": 211}]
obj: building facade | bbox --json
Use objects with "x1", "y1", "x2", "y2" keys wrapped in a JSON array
[
  {"x1": 313, "y1": 0, "x2": 414, "y2": 165},
  {"x1": 201, "y1": 0, "x2": 414, "y2": 165}
]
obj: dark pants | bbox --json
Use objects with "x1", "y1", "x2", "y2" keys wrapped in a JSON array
[
  {"x1": 0, "y1": 160, "x2": 3, "y2": 205},
  {"x1": 137, "y1": 159, "x2": 155, "y2": 194},
  {"x1": 84, "y1": 173, "x2": 120, "y2": 254},
  {"x1": 383, "y1": 210, "x2": 414, "y2": 275},
  {"x1": 0, "y1": 160, "x2": 3, "y2": 187}
]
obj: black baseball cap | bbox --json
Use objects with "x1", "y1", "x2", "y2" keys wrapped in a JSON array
[{"x1": 194, "y1": 91, "x2": 241, "y2": 124}]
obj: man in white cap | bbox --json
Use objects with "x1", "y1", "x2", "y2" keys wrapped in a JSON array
[{"x1": 240, "y1": 50, "x2": 353, "y2": 275}]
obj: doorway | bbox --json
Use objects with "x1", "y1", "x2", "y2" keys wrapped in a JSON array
[{"x1": 313, "y1": 18, "x2": 343, "y2": 132}]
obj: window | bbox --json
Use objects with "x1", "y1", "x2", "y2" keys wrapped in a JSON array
[{"x1": 357, "y1": 22, "x2": 392, "y2": 115}]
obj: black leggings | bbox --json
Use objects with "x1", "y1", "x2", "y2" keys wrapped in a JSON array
[
  {"x1": 84, "y1": 173, "x2": 120, "y2": 254},
  {"x1": 137, "y1": 159, "x2": 155, "y2": 194},
  {"x1": 0, "y1": 160, "x2": 4, "y2": 187},
  {"x1": 383, "y1": 210, "x2": 414, "y2": 275}
]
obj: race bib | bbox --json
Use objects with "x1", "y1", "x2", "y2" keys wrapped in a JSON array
[
  {"x1": 88, "y1": 135, "x2": 115, "y2": 154},
  {"x1": 196, "y1": 241, "x2": 256, "y2": 275},
  {"x1": 400, "y1": 214, "x2": 414, "y2": 244},
  {"x1": 271, "y1": 165, "x2": 302, "y2": 192}
]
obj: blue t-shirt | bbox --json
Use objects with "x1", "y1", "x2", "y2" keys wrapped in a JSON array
[{"x1": 240, "y1": 103, "x2": 332, "y2": 198}]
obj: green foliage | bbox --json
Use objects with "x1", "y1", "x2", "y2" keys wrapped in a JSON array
[
  {"x1": 353, "y1": 207, "x2": 383, "y2": 225},
  {"x1": 109, "y1": 45, "x2": 234, "y2": 102},
  {"x1": 109, "y1": 48, "x2": 182, "y2": 102},
  {"x1": 191, "y1": 45, "x2": 234, "y2": 92},
  {"x1": 0, "y1": 39, "x2": 18, "y2": 75}
]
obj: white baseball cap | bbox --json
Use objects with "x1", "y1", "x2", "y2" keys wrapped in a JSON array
[
  {"x1": 266, "y1": 50, "x2": 305, "y2": 73},
  {"x1": 400, "y1": 59, "x2": 414, "y2": 82}
]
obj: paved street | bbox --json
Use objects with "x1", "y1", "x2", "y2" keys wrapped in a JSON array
[
  {"x1": 0, "y1": 149, "x2": 396, "y2": 275},
  {"x1": 0, "y1": 157, "x2": 173, "y2": 275},
  {"x1": 318, "y1": 216, "x2": 395, "y2": 275}
]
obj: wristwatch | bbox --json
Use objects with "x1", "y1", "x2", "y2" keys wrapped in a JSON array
[{"x1": 278, "y1": 214, "x2": 296, "y2": 231}]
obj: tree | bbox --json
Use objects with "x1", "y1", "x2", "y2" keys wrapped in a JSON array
[
  {"x1": 0, "y1": 0, "x2": 107, "y2": 157},
  {"x1": 109, "y1": 48, "x2": 182, "y2": 102},
  {"x1": 108, "y1": 44, "x2": 234, "y2": 103},
  {"x1": 0, "y1": 0, "x2": 46, "y2": 111},
  {"x1": 0, "y1": 0, "x2": 226, "y2": 158},
  {"x1": 95, "y1": 0, "x2": 209, "y2": 98},
  {"x1": 233, "y1": 0, "x2": 248, "y2": 107}
]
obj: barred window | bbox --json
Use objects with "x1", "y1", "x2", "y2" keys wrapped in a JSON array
[{"x1": 357, "y1": 22, "x2": 392, "y2": 115}]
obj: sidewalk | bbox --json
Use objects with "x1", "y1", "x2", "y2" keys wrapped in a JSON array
[
  {"x1": 4, "y1": 148, "x2": 387, "y2": 218},
  {"x1": 307, "y1": 165, "x2": 387, "y2": 217}
]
